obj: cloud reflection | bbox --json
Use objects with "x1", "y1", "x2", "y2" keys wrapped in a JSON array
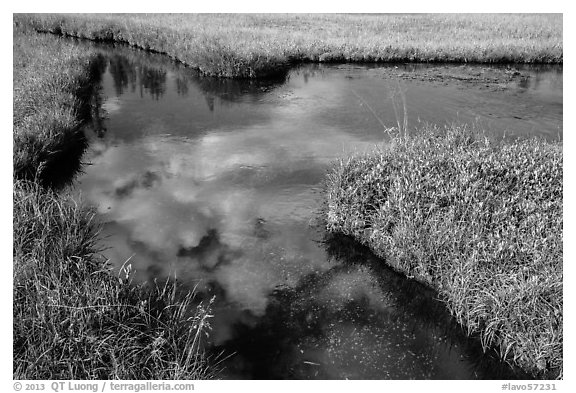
[
  {"x1": 80, "y1": 116, "x2": 371, "y2": 314},
  {"x1": 75, "y1": 52, "x2": 541, "y2": 378}
]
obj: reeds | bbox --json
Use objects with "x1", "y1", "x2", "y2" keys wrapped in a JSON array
[{"x1": 325, "y1": 126, "x2": 562, "y2": 379}]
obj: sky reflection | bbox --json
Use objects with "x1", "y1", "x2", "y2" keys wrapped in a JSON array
[{"x1": 75, "y1": 49, "x2": 558, "y2": 379}]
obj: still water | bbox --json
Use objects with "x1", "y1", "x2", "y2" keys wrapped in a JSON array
[{"x1": 76, "y1": 47, "x2": 562, "y2": 379}]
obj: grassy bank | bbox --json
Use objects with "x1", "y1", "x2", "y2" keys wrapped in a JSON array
[
  {"x1": 14, "y1": 13, "x2": 562, "y2": 78},
  {"x1": 13, "y1": 26, "x2": 106, "y2": 187},
  {"x1": 325, "y1": 127, "x2": 562, "y2": 379},
  {"x1": 13, "y1": 26, "x2": 214, "y2": 379},
  {"x1": 13, "y1": 180, "x2": 214, "y2": 379}
]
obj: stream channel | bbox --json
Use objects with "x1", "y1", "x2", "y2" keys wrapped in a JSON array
[{"x1": 73, "y1": 44, "x2": 562, "y2": 380}]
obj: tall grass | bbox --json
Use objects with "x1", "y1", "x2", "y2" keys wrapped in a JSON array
[
  {"x1": 13, "y1": 180, "x2": 214, "y2": 379},
  {"x1": 14, "y1": 13, "x2": 562, "y2": 78},
  {"x1": 325, "y1": 126, "x2": 562, "y2": 379},
  {"x1": 13, "y1": 26, "x2": 214, "y2": 379},
  {"x1": 13, "y1": 26, "x2": 104, "y2": 187}
]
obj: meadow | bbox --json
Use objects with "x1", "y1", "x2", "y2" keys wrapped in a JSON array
[
  {"x1": 15, "y1": 13, "x2": 562, "y2": 78},
  {"x1": 13, "y1": 26, "x2": 214, "y2": 379},
  {"x1": 325, "y1": 127, "x2": 563, "y2": 379},
  {"x1": 13, "y1": 14, "x2": 563, "y2": 379}
]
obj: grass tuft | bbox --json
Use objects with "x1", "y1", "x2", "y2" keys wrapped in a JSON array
[{"x1": 325, "y1": 126, "x2": 562, "y2": 379}]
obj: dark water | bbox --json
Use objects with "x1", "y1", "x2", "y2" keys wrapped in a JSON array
[{"x1": 75, "y1": 47, "x2": 562, "y2": 379}]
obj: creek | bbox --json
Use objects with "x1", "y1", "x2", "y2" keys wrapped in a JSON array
[{"x1": 75, "y1": 46, "x2": 562, "y2": 379}]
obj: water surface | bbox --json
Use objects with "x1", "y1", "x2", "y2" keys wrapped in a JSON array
[{"x1": 76, "y1": 47, "x2": 562, "y2": 379}]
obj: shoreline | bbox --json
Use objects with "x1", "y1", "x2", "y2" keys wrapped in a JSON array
[
  {"x1": 14, "y1": 13, "x2": 563, "y2": 79},
  {"x1": 13, "y1": 26, "x2": 214, "y2": 380},
  {"x1": 325, "y1": 127, "x2": 562, "y2": 379}
]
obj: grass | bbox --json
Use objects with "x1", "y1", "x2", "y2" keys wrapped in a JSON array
[
  {"x1": 13, "y1": 14, "x2": 563, "y2": 379},
  {"x1": 14, "y1": 13, "x2": 562, "y2": 78},
  {"x1": 13, "y1": 26, "x2": 102, "y2": 187},
  {"x1": 13, "y1": 180, "x2": 214, "y2": 379},
  {"x1": 13, "y1": 26, "x2": 214, "y2": 379},
  {"x1": 325, "y1": 126, "x2": 562, "y2": 379}
]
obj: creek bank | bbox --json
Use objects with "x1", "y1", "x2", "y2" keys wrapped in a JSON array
[
  {"x1": 13, "y1": 26, "x2": 214, "y2": 380},
  {"x1": 14, "y1": 13, "x2": 563, "y2": 79},
  {"x1": 325, "y1": 126, "x2": 562, "y2": 379}
]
